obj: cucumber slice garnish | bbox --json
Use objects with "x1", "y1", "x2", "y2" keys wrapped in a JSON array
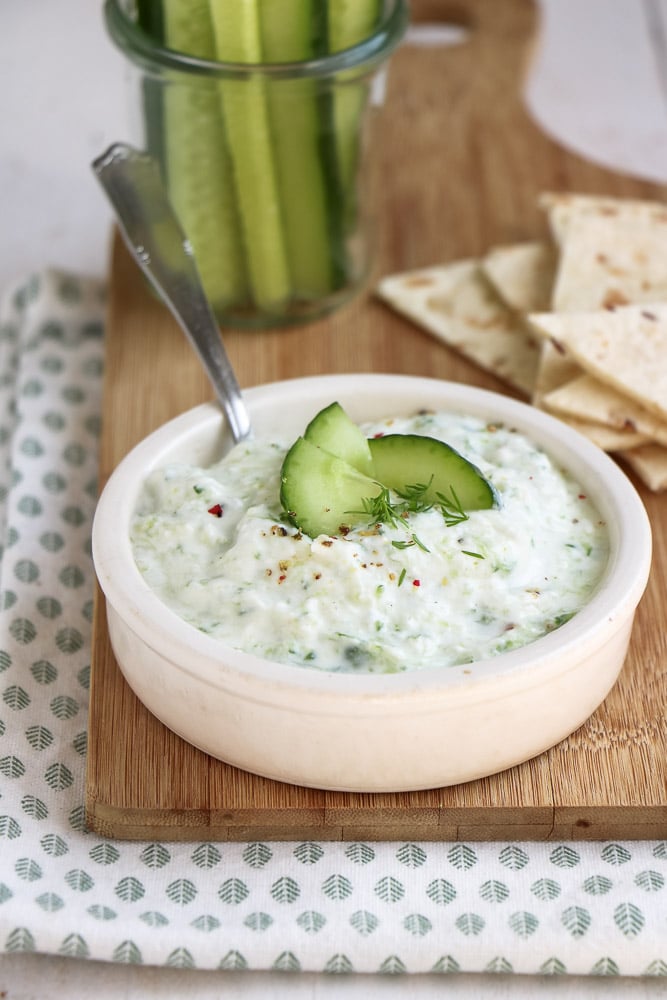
[
  {"x1": 280, "y1": 404, "x2": 498, "y2": 538},
  {"x1": 369, "y1": 434, "x2": 498, "y2": 511},
  {"x1": 280, "y1": 437, "x2": 381, "y2": 537},
  {"x1": 304, "y1": 401, "x2": 374, "y2": 475}
]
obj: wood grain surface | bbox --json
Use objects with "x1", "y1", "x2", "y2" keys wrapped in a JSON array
[{"x1": 86, "y1": 0, "x2": 667, "y2": 842}]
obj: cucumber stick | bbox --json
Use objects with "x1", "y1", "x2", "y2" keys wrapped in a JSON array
[
  {"x1": 259, "y1": 0, "x2": 334, "y2": 297},
  {"x1": 209, "y1": 0, "x2": 291, "y2": 310},
  {"x1": 137, "y1": 0, "x2": 163, "y2": 38},
  {"x1": 139, "y1": 0, "x2": 381, "y2": 314},
  {"x1": 328, "y1": 0, "x2": 381, "y2": 49},
  {"x1": 136, "y1": 0, "x2": 165, "y2": 184},
  {"x1": 162, "y1": 0, "x2": 248, "y2": 310},
  {"x1": 327, "y1": 0, "x2": 381, "y2": 201}
]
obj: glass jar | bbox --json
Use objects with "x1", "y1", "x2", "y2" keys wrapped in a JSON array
[{"x1": 104, "y1": 0, "x2": 409, "y2": 329}]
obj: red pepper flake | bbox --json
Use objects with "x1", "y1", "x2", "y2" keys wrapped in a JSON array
[
  {"x1": 413, "y1": 579, "x2": 421, "y2": 587},
  {"x1": 373, "y1": 432, "x2": 385, "y2": 438},
  {"x1": 578, "y1": 494, "x2": 587, "y2": 500},
  {"x1": 278, "y1": 574, "x2": 287, "y2": 583},
  {"x1": 208, "y1": 503, "x2": 223, "y2": 517}
]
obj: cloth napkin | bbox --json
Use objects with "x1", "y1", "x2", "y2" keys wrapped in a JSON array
[{"x1": 0, "y1": 270, "x2": 665, "y2": 976}]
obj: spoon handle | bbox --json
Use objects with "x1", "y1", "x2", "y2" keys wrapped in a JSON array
[{"x1": 92, "y1": 142, "x2": 251, "y2": 444}]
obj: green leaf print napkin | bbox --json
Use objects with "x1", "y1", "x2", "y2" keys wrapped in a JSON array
[{"x1": 0, "y1": 270, "x2": 666, "y2": 975}]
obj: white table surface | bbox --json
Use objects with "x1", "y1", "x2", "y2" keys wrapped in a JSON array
[{"x1": 2, "y1": 1, "x2": 667, "y2": 996}]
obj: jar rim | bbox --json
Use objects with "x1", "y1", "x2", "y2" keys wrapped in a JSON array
[{"x1": 104, "y1": 0, "x2": 410, "y2": 79}]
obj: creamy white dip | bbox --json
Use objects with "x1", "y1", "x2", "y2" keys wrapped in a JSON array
[{"x1": 131, "y1": 411, "x2": 608, "y2": 673}]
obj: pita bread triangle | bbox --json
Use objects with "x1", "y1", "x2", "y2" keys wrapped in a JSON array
[
  {"x1": 540, "y1": 193, "x2": 667, "y2": 311},
  {"x1": 529, "y1": 304, "x2": 667, "y2": 423},
  {"x1": 481, "y1": 240, "x2": 556, "y2": 314},
  {"x1": 542, "y1": 372, "x2": 667, "y2": 446},
  {"x1": 377, "y1": 260, "x2": 539, "y2": 396},
  {"x1": 619, "y1": 442, "x2": 667, "y2": 492}
]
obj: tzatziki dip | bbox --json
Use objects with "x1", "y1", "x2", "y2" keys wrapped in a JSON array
[{"x1": 131, "y1": 411, "x2": 608, "y2": 673}]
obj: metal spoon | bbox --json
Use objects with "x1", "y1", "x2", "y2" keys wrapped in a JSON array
[{"x1": 91, "y1": 142, "x2": 251, "y2": 444}]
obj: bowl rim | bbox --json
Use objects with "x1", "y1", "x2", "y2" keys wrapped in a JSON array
[{"x1": 93, "y1": 373, "x2": 652, "y2": 700}]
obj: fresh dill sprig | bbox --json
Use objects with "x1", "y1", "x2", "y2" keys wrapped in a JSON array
[
  {"x1": 348, "y1": 483, "x2": 431, "y2": 551},
  {"x1": 435, "y1": 487, "x2": 469, "y2": 528},
  {"x1": 351, "y1": 485, "x2": 406, "y2": 530},
  {"x1": 393, "y1": 480, "x2": 434, "y2": 513},
  {"x1": 347, "y1": 477, "x2": 471, "y2": 554},
  {"x1": 349, "y1": 479, "x2": 433, "y2": 525},
  {"x1": 392, "y1": 533, "x2": 430, "y2": 552},
  {"x1": 350, "y1": 479, "x2": 469, "y2": 529}
]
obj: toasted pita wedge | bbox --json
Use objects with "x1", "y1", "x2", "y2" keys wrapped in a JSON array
[
  {"x1": 529, "y1": 304, "x2": 667, "y2": 423},
  {"x1": 542, "y1": 373, "x2": 667, "y2": 446},
  {"x1": 619, "y1": 443, "x2": 667, "y2": 491},
  {"x1": 539, "y1": 194, "x2": 667, "y2": 311},
  {"x1": 521, "y1": 342, "x2": 647, "y2": 448},
  {"x1": 554, "y1": 417, "x2": 648, "y2": 451},
  {"x1": 377, "y1": 262, "x2": 540, "y2": 396},
  {"x1": 530, "y1": 340, "x2": 581, "y2": 407},
  {"x1": 525, "y1": 292, "x2": 584, "y2": 405},
  {"x1": 538, "y1": 192, "x2": 666, "y2": 245},
  {"x1": 481, "y1": 241, "x2": 556, "y2": 314}
]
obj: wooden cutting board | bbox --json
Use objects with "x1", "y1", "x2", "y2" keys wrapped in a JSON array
[{"x1": 86, "y1": 0, "x2": 667, "y2": 842}]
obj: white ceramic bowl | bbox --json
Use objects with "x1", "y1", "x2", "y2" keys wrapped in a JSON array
[{"x1": 92, "y1": 374, "x2": 652, "y2": 791}]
